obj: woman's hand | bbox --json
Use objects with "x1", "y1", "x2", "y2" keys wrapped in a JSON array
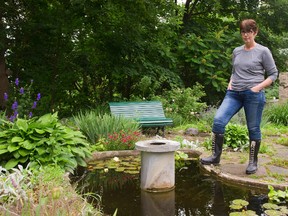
[
  {"x1": 227, "y1": 80, "x2": 232, "y2": 90},
  {"x1": 250, "y1": 86, "x2": 261, "y2": 92}
]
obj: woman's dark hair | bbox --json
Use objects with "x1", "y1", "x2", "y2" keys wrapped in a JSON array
[{"x1": 240, "y1": 19, "x2": 258, "y2": 33}]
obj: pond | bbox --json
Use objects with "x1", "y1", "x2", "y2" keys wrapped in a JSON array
[{"x1": 71, "y1": 155, "x2": 270, "y2": 216}]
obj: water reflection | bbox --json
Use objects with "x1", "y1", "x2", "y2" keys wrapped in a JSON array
[
  {"x1": 141, "y1": 190, "x2": 175, "y2": 216},
  {"x1": 72, "y1": 159, "x2": 267, "y2": 216}
]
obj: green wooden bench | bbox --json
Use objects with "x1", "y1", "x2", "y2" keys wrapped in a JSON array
[{"x1": 109, "y1": 101, "x2": 173, "y2": 135}]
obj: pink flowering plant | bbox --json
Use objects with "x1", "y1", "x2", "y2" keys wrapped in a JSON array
[
  {"x1": 3, "y1": 78, "x2": 41, "y2": 121},
  {"x1": 103, "y1": 130, "x2": 141, "y2": 151}
]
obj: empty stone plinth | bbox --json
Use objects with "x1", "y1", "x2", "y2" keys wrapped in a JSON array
[{"x1": 135, "y1": 140, "x2": 180, "y2": 192}]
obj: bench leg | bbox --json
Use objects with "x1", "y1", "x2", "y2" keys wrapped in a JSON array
[
  {"x1": 162, "y1": 127, "x2": 165, "y2": 137},
  {"x1": 156, "y1": 126, "x2": 165, "y2": 137}
]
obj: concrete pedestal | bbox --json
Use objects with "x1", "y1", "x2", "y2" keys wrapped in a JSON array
[{"x1": 135, "y1": 140, "x2": 180, "y2": 192}]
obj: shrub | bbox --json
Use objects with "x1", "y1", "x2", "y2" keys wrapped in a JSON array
[
  {"x1": 72, "y1": 110, "x2": 140, "y2": 145},
  {"x1": 202, "y1": 123, "x2": 249, "y2": 151},
  {"x1": 152, "y1": 83, "x2": 207, "y2": 123},
  {"x1": 224, "y1": 124, "x2": 249, "y2": 151},
  {"x1": 0, "y1": 112, "x2": 91, "y2": 173},
  {"x1": 264, "y1": 101, "x2": 288, "y2": 126}
]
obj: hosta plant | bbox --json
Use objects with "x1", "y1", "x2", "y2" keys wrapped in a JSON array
[
  {"x1": 0, "y1": 112, "x2": 91, "y2": 173},
  {"x1": 225, "y1": 123, "x2": 249, "y2": 151}
]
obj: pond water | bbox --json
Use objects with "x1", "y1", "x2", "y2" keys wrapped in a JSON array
[{"x1": 71, "y1": 156, "x2": 269, "y2": 216}]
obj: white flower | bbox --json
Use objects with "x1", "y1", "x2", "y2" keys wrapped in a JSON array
[
  {"x1": 113, "y1": 157, "x2": 120, "y2": 162},
  {"x1": 104, "y1": 168, "x2": 109, "y2": 173}
]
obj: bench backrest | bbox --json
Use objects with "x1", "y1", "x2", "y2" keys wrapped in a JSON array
[{"x1": 109, "y1": 101, "x2": 166, "y2": 119}]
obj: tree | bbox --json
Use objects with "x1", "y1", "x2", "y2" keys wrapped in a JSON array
[{"x1": 177, "y1": 0, "x2": 288, "y2": 103}]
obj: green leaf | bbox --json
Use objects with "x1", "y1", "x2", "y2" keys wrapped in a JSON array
[
  {"x1": 76, "y1": 157, "x2": 87, "y2": 167},
  {"x1": 0, "y1": 144, "x2": 8, "y2": 149},
  {"x1": 0, "y1": 149, "x2": 9, "y2": 154},
  {"x1": 5, "y1": 158, "x2": 19, "y2": 170},
  {"x1": 36, "y1": 147, "x2": 46, "y2": 155},
  {"x1": 16, "y1": 119, "x2": 29, "y2": 132},
  {"x1": 0, "y1": 131, "x2": 9, "y2": 137},
  {"x1": 13, "y1": 151, "x2": 21, "y2": 159},
  {"x1": 35, "y1": 128, "x2": 45, "y2": 134},
  {"x1": 29, "y1": 134, "x2": 42, "y2": 141},
  {"x1": 71, "y1": 147, "x2": 85, "y2": 158},
  {"x1": 11, "y1": 136, "x2": 24, "y2": 143},
  {"x1": 18, "y1": 148, "x2": 31, "y2": 156},
  {"x1": 22, "y1": 140, "x2": 34, "y2": 150},
  {"x1": 8, "y1": 143, "x2": 21, "y2": 152},
  {"x1": 19, "y1": 156, "x2": 28, "y2": 163}
]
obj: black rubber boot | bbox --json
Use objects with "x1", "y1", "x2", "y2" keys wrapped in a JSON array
[
  {"x1": 201, "y1": 133, "x2": 224, "y2": 165},
  {"x1": 246, "y1": 140, "x2": 261, "y2": 175}
]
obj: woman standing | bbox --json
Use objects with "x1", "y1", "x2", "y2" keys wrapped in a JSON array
[{"x1": 200, "y1": 19, "x2": 278, "y2": 174}]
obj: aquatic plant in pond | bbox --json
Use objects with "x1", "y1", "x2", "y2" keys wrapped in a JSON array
[
  {"x1": 268, "y1": 185, "x2": 288, "y2": 204},
  {"x1": 3, "y1": 78, "x2": 41, "y2": 121}
]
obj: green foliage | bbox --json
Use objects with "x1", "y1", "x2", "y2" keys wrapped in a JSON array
[
  {"x1": 72, "y1": 110, "x2": 140, "y2": 145},
  {"x1": 229, "y1": 199, "x2": 249, "y2": 212},
  {"x1": 199, "y1": 107, "x2": 247, "y2": 132},
  {"x1": 268, "y1": 185, "x2": 288, "y2": 204},
  {"x1": 265, "y1": 83, "x2": 279, "y2": 100},
  {"x1": 0, "y1": 113, "x2": 91, "y2": 172},
  {"x1": 259, "y1": 142, "x2": 272, "y2": 154},
  {"x1": 0, "y1": 165, "x2": 32, "y2": 204},
  {"x1": 264, "y1": 102, "x2": 288, "y2": 126},
  {"x1": 152, "y1": 84, "x2": 207, "y2": 123},
  {"x1": 177, "y1": 28, "x2": 236, "y2": 103},
  {"x1": 198, "y1": 106, "x2": 217, "y2": 129},
  {"x1": 225, "y1": 124, "x2": 249, "y2": 150},
  {"x1": 0, "y1": 164, "x2": 100, "y2": 215},
  {"x1": 175, "y1": 151, "x2": 190, "y2": 169},
  {"x1": 100, "y1": 130, "x2": 141, "y2": 151},
  {"x1": 2, "y1": 0, "x2": 288, "y2": 117},
  {"x1": 262, "y1": 123, "x2": 288, "y2": 136},
  {"x1": 203, "y1": 123, "x2": 249, "y2": 151},
  {"x1": 229, "y1": 188, "x2": 288, "y2": 216}
]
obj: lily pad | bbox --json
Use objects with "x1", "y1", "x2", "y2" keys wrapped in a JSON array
[
  {"x1": 262, "y1": 203, "x2": 281, "y2": 210},
  {"x1": 264, "y1": 209, "x2": 284, "y2": 216},
  {"x1": 124, "y1": 170, "x2": 139, "y2": 174},
  {"x1": 229, "y1": 210, "x2": 257, "y2": 216},
  {"x1": 229, "y1": 204, "x2": 243, "y2": 210},
  {"x1": 125, "y1": 167, "x2": 137, "y2": 170},
  {"x1": 279, "y1": 206, "x2": 288, "y2": 214},
  {"x1": 115, "y1": 167, "x2": 125, "y2": 172},
  {"x1": 232, "y1": 199, "x2": 249, "y2": 207},
  {"x1": 107, "y1": 165, "x2": 118, "y2": 169}
]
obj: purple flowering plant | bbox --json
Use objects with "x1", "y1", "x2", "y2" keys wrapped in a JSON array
[{"x1": 3, "y1": 78, "x2": 41, "y2": 121}]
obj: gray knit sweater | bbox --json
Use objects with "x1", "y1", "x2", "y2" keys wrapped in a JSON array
[{"x1": 231, "y1": 43, "x2": 278, "y2": 91}]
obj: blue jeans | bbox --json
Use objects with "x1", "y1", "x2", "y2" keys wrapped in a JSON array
[{"x1": 212, "y1": 90, "x2": 266, "y2": 140}]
